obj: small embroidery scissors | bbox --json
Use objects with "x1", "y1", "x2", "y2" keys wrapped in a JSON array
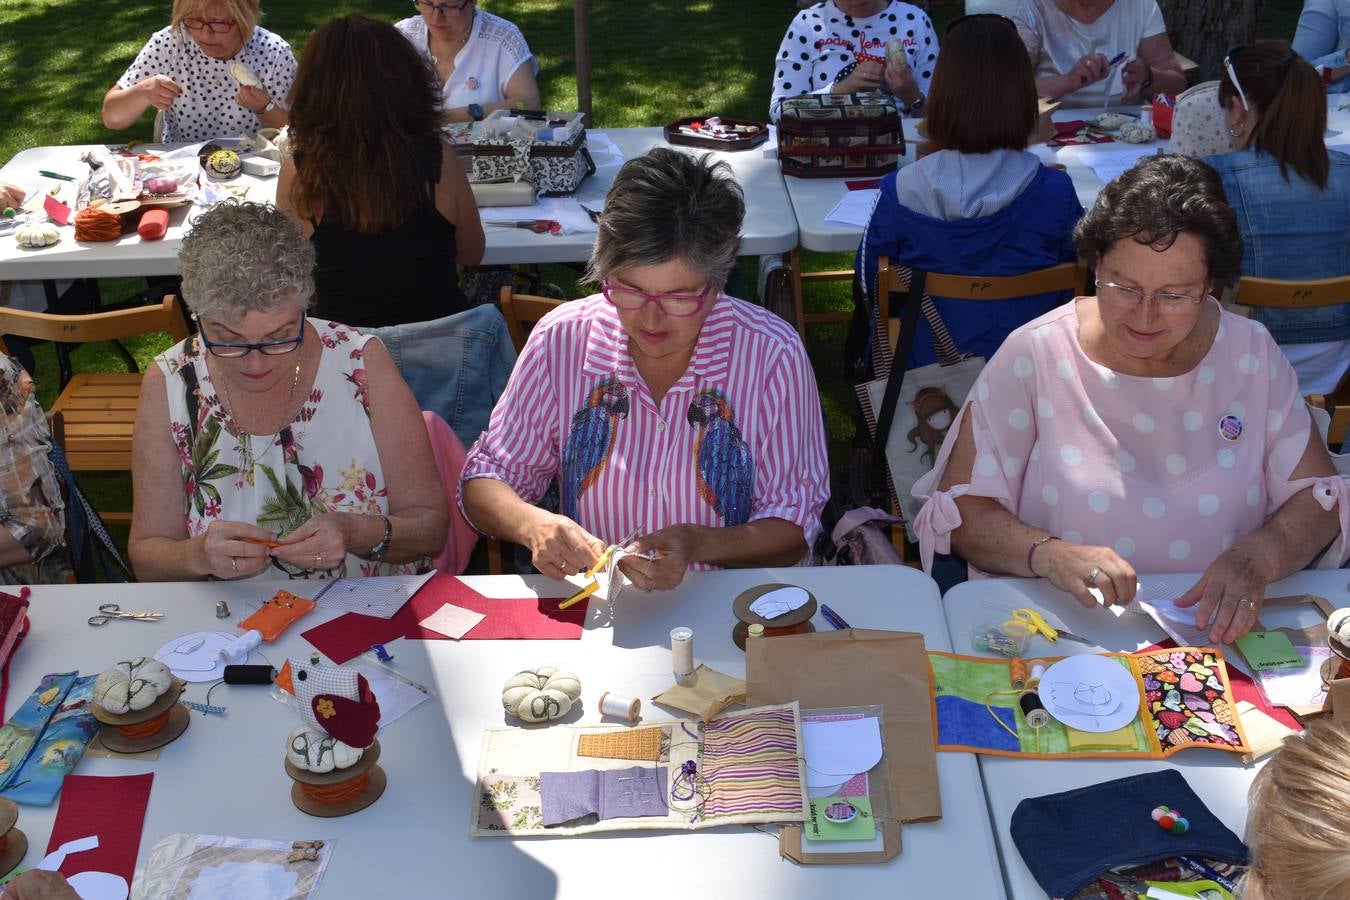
[
  {"x1": 486, "y1": 219, "x2": 562, "y2": 234},
  {"x1": 88, "y1": 603, "x2": 164, "y2": 626},
  {"x1": 1004, "y1": 607, "x2": 1091, "y2": 644}
]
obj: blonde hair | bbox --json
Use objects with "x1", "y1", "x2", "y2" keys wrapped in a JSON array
[
  {"x1": 1241, "y1": 720, "x2": 1350, "y2": 899},
  {"x1": 171, "y1": 0, "x2": 262, "y2": 43}
]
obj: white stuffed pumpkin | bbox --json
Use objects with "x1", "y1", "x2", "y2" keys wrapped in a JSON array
[
  {"x1": 501, "y1": 666, "x2": 582, "y2": 723},
  {"x1": 93, "y1": 657, "x2": 173, "y2": 714},
  {"x1": 15, "y1": 221, "x2": 58, "y2": 248},
  {"x1": 286, "y1": 725, "x2": 364, "y2": 773}
]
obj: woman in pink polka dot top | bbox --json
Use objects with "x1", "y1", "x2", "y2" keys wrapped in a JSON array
[{"x1": 913, "y1": 154, "x2": 1349, "y2": 644}]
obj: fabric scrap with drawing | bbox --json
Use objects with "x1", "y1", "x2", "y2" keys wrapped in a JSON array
[{"x1": 699, "y1": 706, "x2": 802, "y2": 818}]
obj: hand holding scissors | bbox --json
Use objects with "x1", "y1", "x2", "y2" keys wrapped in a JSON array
[
  {"x1": 88, "y1": 603, "x2": 164, "y2": 626},
  {"x1": 1004, "y1": 607, "x2": 1091, "y2": 644}
]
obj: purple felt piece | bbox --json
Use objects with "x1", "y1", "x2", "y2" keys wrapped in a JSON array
[
  {"x1": 540, "y1": 770, "x2": 600, "y2": 826},
  {"x1": 599, "y1": 767, "x2": 669, "y2": 820}
]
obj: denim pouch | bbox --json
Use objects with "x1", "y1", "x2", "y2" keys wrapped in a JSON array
[{"x1": 1010, "y1": 769, "x2": 1247, "y2": 898}]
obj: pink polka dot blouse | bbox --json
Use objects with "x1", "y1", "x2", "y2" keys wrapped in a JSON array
[{"x1": 912, "y1": 300, "x2": 1350, "y2": 576}]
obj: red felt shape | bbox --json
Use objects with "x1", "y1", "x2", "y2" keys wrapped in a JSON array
[
  {"x1": 43, "y1": 194, "x2": 71, "y2": 226},
  {"x1": 46, "y1": 772, "x2": 154, "y2": 885},
  {"x1": 1144, "y1": 640, "x2": 1301, "y2": 731},
  {"x1": 312, "y1": 690, "x2": 379, "y2": 748},
  {"x1": 301, "y1": 574, "x2": 586, "y2": 664}
]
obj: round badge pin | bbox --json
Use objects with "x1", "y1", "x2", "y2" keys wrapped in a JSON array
[
  {"x1": 1218, "y1": 414, "x2": 1242, "y2": 441},
  {"x1": 823, "y1": 801, "x2": 858, "y2": 824}
]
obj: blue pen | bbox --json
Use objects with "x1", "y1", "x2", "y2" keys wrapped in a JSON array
[
  {"x1": 820, "y1": 604, "x2": 851, "y2": 630},
  {"x1": 1177, "y1": 856, "x2": 1238, "y2": 893},
  {"x1": 1107, "y1": 51, "x2": 1127, "y2": 66}
]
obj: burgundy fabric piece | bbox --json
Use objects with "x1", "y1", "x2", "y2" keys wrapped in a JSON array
[
  {"x1": 46, "y1": 773, "x2": 154, "y2": 884},
  {"x1": 302, "y1": 574, "x2": 586, "y2": 664}
]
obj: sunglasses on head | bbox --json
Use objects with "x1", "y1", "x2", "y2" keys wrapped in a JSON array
[
  {"x1": 1223, "y1": 44, "x2": 1251, "y2": 111},
  {"x1": 945, "y1": 12, "x2": 1017, "y2": 36}
]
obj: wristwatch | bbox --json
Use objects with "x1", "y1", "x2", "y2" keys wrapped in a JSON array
[
  {"x1": 367, "y1": 515, "x2": 392, "y2": 562},
  {"x1": 262, "y1": 98, "x2": 276, "y2": 114},
  {"x1": 468, "y1": 102, "x2": 485, "y2": 121}
]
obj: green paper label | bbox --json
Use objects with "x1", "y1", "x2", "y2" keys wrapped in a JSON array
[
  {"x1": 804, "y1": 796, "x2": 876, "y2": 842},
  {"x1": 1236, "y1": 631, "x2": 1306, "y2": 670}
]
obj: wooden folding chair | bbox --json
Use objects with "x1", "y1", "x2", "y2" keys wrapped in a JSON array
[
  {"x1": 0, "y1": 295, "x2": 190, "y2": 484},
  {"x1": 499, "y1": 286, "x2": 567, "y2": 353},
  {"x1": 1236, "y1": 274, "x2": 1350, "y2": 450}
]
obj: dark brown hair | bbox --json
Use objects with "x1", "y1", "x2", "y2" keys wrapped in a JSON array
[
  {"x1": 1219, "y1": 40, "x2": 1329, "y2": 189},
  {"x1": 1075, "y1": 154, "x2": 1243, "y2": 285},
  {"x1": 925, "y1": 15, "x2": 1038, "y2": 154},
  {"x1": 287, "y1": 13, "x2": 444, "y2": 233}
]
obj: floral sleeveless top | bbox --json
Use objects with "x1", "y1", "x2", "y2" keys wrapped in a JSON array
[{"x1": 155, "y1": 319, "x2": 420, "y2": 580}]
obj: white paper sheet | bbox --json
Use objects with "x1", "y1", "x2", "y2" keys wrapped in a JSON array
[
  {"x1": 749, "y1": 586, "x2": 810, "y2": 620},
  {"x1": 1078, "y1": 146, "x2": 1161, "y2": 184},
  {"x1": 1039, "y1": 655, "x2": 1139, "y2": 732},
  {"x1": 802, "y1": 717, "x2": 882, "y2": 787},
  {"x1": 823, "y1": 189, "x2": 879, "y2": 228},
  {"x1": 478, "y1": 196, "x2": 598, "y2": 234},
  {"x1": 1257, "y1": 645, "x2": 1333, "y2": 709},
  {"x1": 587, "y1": 131, "x2": 624, "y2": 168},
  {"x1": 311, "y1": 572, "x2": 435, "y2": 618},
  {"x1": 351, "y1": 661, "x2": 430, "y2": 729}
]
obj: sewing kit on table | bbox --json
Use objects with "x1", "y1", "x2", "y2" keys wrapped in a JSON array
[
  {"x1": 472, "y1": 702, "x2": 807, "y2": 836},
  {"x1": 929, "y1": 647, "x2": 1251, "y2": 760},
  {"x1": 453, "y1": 110, "x2": 595, "y2": 196},
  {"x1": 776, "y1": 92, "x2": 904, "y2": 179},
  {"x1": 663, "y1": 115, "x2": 769, "y2": 152}
]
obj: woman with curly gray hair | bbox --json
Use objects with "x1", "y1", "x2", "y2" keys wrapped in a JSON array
[
  {"x1": 460, "y1": 149, "x2": 830, "y2": 592},
  {"x1": 130, "y1": 200, "x2": 447, "y2": 581}
]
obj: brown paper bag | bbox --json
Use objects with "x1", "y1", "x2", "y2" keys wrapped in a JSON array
[
  {"x1": 746, "y1": 628, "x2": 941, "y2": 865},
  {"x1": 650, "y1": 665, "x2": 746, "y2": 720}
]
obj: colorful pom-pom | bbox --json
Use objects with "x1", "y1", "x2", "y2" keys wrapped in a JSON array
[
  {"x1": 1158, "y1": 814, "x2": 1177, "y2": 830},
  {"x1": 1151, "y1": 805, "x2": 1170, "y2": 822},
  {"x1": 1171, "y1": 817, "x2": 1190, "y2": 834}
]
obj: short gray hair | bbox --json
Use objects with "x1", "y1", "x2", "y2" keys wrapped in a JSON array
[
  {"x1": 585, "y1": 148, "x2": 744, "y2": 291},
  {"x1": 178, "y1": 200, "x2": 314, "y2": 323}
]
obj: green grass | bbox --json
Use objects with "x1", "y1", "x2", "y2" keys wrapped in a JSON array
[{"x1": 3, "y1": 0, "x2": 1309, "y2": 558}]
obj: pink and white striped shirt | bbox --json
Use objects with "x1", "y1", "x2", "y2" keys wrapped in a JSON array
[{"x1": 460, "y1": 293, "x2": 830, "y2": 562}]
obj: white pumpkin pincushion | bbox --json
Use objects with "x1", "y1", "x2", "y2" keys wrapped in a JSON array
[
  {"x1": 15, "y1": 221, "x2": 59, "y2": 249},
  {"x1": 286, "y1": 725, "x2": 364, "y2": 774},
  {"x1": 93, "y1": 657, "x2": 173, "y2": 714},
  {"x1": 502, "y1": 666, "x2": 582, "y2": 723}
]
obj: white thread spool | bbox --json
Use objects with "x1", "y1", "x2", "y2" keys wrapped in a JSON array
[
  {"x1": 219, "y1": 629, "x2": 262, "y2": 665},
  {"x1": 1026, "y1": 662, "x2": 1047, "y2": 690},
  {"x1": 671, "y1": 626, "x2": 695, "y2": 684},
  {"x1": 598, "y1": 691, "x2": 640, "y2": 722}
]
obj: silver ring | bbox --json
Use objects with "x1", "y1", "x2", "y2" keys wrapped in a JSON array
[
  {"x1": 1239, "y1": 594, "x2": 1254, "y2": 607},
  {"x1": 230, "y1": 556, "x2": 237, "y2": 572},
  {"x1": 1084, "y1": 567, "x2": 1101, "y2": 587}
]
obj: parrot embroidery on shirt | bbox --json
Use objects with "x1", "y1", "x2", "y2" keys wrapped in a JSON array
[
  {"x1": 688, "y1": 388, "x2": 754, "y2": 526},
  {"x1": 561, "y1": 375, "x2": 630, "y2": 520}
]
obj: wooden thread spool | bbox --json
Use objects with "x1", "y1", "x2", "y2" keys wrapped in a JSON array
[
  {"x1": 286, "y1": 739, "x2": 386, "y2": 818},
  {"x1": 1024, "y1": 659, "x2": 1048, "y2": 691},
  {"x1": 731, "y1": 583, "x2": 817, "y2": 650},
  {"x1": 598, "y1": 691, "x2": 640, "y2": 722},
  {"x1": 90, "y1": 677, "x2": 190, "y2": 754},
  {"x1": 0, "y1": 798, "x2": 27, "y2": 879}
]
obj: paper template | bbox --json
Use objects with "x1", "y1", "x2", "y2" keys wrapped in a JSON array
[
  {"x1": 312, "y1": 572, "x2": 435, "y2": 619},
  {"x1": 1039, "y1": 656, "x2": 1139, "y2": 733},
  {"x1": 750, "y1": 586, "x2": 810, "y2": 620},
  {"x1": 802, "y1": 717, "x2": 882, "y2": 788},
  {"x1": 823, "y1": 189, "x2": 879, "y2": 228},
  {"x1": 154, "y1": 632, "x2": 239, "y2": 682},
  {"x1": 417, "y1": 603, "x2": 485, "y2": 640}
]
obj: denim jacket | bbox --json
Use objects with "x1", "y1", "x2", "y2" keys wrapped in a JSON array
[
  {"x1": 362, "y1": 304, "x2": 516, "y2": 449},
  {"x1": 1293, "y1": 0, "x2": 1350, "y2": 94},
  {"x1": 1206, "y1": 146, "x2": 1350, "y2": 344}
]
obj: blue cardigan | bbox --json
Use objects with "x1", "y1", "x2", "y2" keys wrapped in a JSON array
[{"x1": 856, "y1": 164, "x2": 1083, "y2": 369}]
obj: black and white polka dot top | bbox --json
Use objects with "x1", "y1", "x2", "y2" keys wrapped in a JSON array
[
  {"x1": 116, "y1": 25, "x2": 298, "y2": 142},
  {"x1": 769, "y1": 0, "x2": 939, "y2": 121}
]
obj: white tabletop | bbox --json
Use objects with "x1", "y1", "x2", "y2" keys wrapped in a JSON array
[
  {"x1": 0, "y1": 128, "x2": 797, "y2": 281},
  {"x1": 943, "y1": 569, "x2": 1348, "y2": 899},
  {"x1": 787, "y1": 97, "x2": 1350, "y2": 255},
  {"x1": 13, "y1": 565, "x2": 1003, "y2": 899}
]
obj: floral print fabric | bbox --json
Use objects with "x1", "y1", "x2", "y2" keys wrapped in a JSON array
[{"x1": 155, "y1": 319, "x2": 418, "y2": 580}]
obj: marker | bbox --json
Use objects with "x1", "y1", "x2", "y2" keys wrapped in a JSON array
[{"x1": 38, "y1": 170, "x2": 76, "y2": 182}]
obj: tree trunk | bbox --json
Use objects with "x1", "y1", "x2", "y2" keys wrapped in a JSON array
[{"x1": 1158, "y1": 0, "x2": 1263, "y2": 83}]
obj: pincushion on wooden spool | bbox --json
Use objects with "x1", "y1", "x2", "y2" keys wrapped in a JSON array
[
  {"x1": 89, "y1": 675, "x2": 190, "y2": 753},
  {"x1": 0, "y1": 798, "x2": 27, "y2": 878},
  {"x1": 285, "y1": 739, "x2": 387, "y2": 817},
  {"x1": 731, "y1": 583, "x2": 817, "y2": 650}
]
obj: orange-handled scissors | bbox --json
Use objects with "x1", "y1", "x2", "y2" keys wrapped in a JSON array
[{"x1": 1004, "y1": 608, "x2": 1092, "y2": 644}]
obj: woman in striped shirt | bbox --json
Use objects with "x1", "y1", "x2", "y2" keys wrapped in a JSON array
[{"x1": 460, "y1": 149, "x2": 830, "y2": 591}]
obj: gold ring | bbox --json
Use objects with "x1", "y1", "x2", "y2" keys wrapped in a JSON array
[
  {"x1": 230, "y1": 556, "x2": 237, "y2": 572},
  {"x1": 314, "y1": 553, "x2": 322, "y2": 568},
  {"x1": 1239, "y1": 595, "x2": 1254, "y2": 607}
]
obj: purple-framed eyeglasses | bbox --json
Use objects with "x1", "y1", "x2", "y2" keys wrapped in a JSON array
[{"x1": 601, "y1": 280, "x2": 713, "y2": 317}]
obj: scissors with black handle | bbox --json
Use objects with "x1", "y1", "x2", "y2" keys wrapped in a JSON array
[{"x1": 88, "y1": 603, "x2": 164, "y2": 626}]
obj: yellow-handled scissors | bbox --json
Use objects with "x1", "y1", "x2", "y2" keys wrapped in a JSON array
[
  {"x1": 1003, "y1": 608, "x2": 1091, "y2": 644},
  {"x1": 559, "y1": 529, "x2": 641, "y2": 610},
  {"x1": 88, "y1": 603, "x2": 164, "y2": 626}
]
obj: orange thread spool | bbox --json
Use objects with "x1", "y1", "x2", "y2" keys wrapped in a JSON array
[
  {"x1": 1009, "y1": 658, "x2": 1028, "y2": 690},
  {"x1": 115, "y1": 707, "x2": 172, "y2": 741},
  {"x1": 73, "y1": 207, "x2": 121, "y2": 242},
  {"x1": 299, "y1": 770, "x2": 370, "y2": 806}
]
